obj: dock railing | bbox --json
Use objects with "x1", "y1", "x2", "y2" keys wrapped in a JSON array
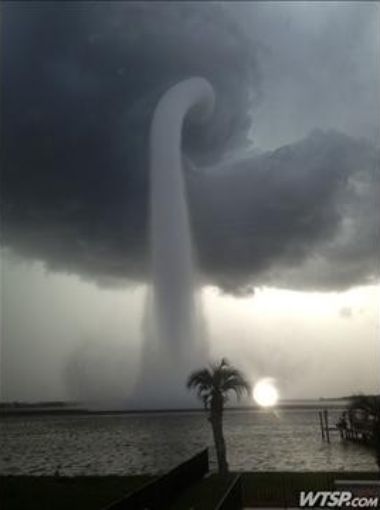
[
  {"x1": 320, "y1": 409, "x2": 376, "y2": 443},
  {"x1": 103, "y1": 448, "x2": 209, "y2": 510},
  {"x1": 215, "y1": 474, "x2": 243, "y2": 510}
]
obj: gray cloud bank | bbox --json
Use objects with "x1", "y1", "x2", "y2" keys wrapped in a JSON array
[{"x1": 2, "y1": 2, "x2": 379, "y2": 294}]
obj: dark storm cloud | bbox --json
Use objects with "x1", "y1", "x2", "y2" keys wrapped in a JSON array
[
  {"x1": 2, "y1": 2, "x2": 379, "y2": 293},
  {"x1": 191, "y1": 130, "x2": 379, "y2": 292}
]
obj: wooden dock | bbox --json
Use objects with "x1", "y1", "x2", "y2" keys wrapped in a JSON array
[{"x1": 319, "y1": 409, "x2": 375, "y2": 444}]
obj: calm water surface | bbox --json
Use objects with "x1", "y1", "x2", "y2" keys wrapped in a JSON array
[{"x1": 0, "y1": 409, "x2": 376, "y2": 475}]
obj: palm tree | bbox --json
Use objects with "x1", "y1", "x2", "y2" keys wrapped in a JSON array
[
  {"x1": 348, "y1": 395, "x2": 380, "y2": 469},
  {"x1": 187, "y1": 358, "x2": 251, "y2": 475}
]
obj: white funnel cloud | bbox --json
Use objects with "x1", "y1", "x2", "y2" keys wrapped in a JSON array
[{"x1": 134, "y1": 78, "x2": 215, "y2": 407}]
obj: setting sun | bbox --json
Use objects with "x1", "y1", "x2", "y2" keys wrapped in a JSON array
[{"x1": 253, "y1": 378, "x2": 279, "y2": 407}]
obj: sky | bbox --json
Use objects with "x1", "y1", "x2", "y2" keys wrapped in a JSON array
[{"x1": 1, "y1": 1, "x2": 379, "y2": 405}]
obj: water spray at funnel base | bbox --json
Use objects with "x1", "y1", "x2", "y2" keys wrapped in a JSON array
[{"x1": 132, "y1": 78, "x2": 215, "y2": 407}]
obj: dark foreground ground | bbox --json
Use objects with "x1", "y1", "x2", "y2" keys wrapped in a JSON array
[{"x1": 1, "y1": 472, "x2": 379, "y2": 509}]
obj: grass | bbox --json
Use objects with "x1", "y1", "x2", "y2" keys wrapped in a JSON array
[{"x1": 1, "y1": 472, "x2": 379, "y2": 509}]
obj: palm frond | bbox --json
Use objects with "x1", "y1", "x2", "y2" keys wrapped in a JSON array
[
  {"x1": 187, "y1": 358, "x2": 250, "y2": 405},
  {"x1": 222, "y1": 375, "x2": 251, "y2": 399},
  {"x1": 187, "y1": 368, "x2": 213, "y2": 389}
]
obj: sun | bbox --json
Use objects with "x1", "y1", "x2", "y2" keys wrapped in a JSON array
[{"x1": 253, "y1": 378, "x2": 279, "y2": 407}]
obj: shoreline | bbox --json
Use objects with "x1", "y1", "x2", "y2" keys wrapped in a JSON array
[{"x1": 0, "y1": 402, "x2": 347, "y2": 418}]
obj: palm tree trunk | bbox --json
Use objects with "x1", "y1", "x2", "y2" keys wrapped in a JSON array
[{"x1": 210, "y1": 414, "x2": 229, "y2": 475}]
